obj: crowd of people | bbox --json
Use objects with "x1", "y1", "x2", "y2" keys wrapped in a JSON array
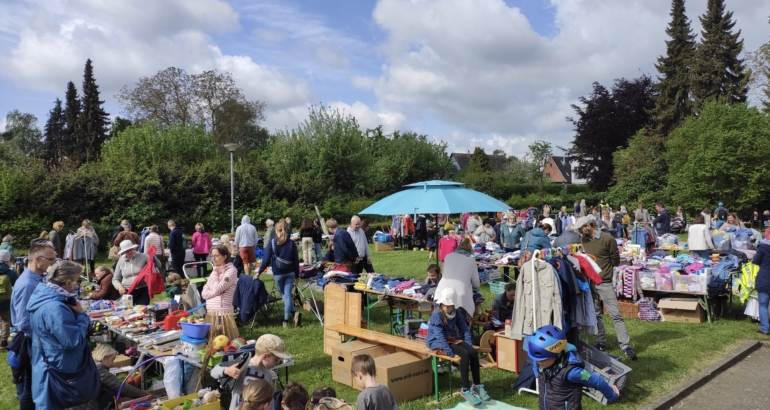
[{"x1": 4, "y1": 198, "x2": 770, "y2": 409}]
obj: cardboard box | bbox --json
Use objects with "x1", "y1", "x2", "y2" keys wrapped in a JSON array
[
  {"x1": 303, "y1": 299, "x2": 324, "y2": 315},
  {"x1": 112, "y1": 354, "x2": 132, "y2": 367},
  {"x1": 332, "y1": 341, "x2": 395, "y2": 386},
  {"x1": 375, "y1": 241, "x2": 394, "y2": 252},
  {"x1": 658, "y1": 298, "x2": 705, "y2": 323},
  {"x1": 351, "y1": 351, "x2": 432, "y2": 403}
]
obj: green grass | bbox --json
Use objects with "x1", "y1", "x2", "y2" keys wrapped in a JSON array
[{"x1": 0, "y1": 246, "x2": 764, "y2": 410}]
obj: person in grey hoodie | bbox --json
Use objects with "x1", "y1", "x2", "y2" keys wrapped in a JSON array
[{"x1": 235, "y1": 215, "x2": 259, "y2": 275}]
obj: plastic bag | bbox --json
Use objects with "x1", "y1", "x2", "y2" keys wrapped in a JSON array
[
  {"x1": 163, "y1": 357, "x2": 183, "y2": 399},
  {"x1": 657, "y1": 233, "x2": 679, "y2": 248},
  {"x1": 713, "y1": 234, "x2": 731, "y2": 250}
]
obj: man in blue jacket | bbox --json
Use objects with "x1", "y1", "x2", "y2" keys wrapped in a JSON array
[
  {"x1": 652, "y1": 201, "x2": 671, "y2": 235},
  {"x1": 325, "y1": 218, "x2": 359, "y2": 271},
  {"x1": 167, "y1": 220, "x2": 186, "y2": 275},
  {"x1": 10, "y1": 242, "x2": 56, "y2": 408}
]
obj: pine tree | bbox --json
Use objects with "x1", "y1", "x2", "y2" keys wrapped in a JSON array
[
  {"x1": 79, "y1": 59, "x2": 110, "y2": 162},
  {"x1": 691, "y1": 0, "x2": 748, "y2": 111},
  {"x1": 651, "y1": 0, "x2": 696, "y2": 135},
  {"x1": 62, "y1": 81, "x2": 81, "y2": 162},
  {"x1": 42, "y1": 98, "x2": 64, "y2": 168}
]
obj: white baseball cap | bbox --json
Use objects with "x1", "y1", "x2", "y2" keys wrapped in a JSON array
[{"x1": 435, "y1": 288, "x2": 456, "y2": 306}]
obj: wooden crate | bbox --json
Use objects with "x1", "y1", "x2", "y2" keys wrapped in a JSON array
[{"x1": 324, "y1": 284, "x2": 347, "y2": 355}]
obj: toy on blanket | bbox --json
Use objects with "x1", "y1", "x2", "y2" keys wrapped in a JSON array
[{"x1": 178, "y1": 389, "x2": 221, "y2": 408}]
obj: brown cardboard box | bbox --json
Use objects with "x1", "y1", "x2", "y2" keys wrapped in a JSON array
[
  {"x1": 332, "y1": 341, "x2": 395, "y2": 386},
  {"x1": 112, "y1": 354, "x2": 132, "y2": 367},
  {"x1": 658, "y1": 298, "x2": 705, "y2": 323},
  {"x1": 303, "y1": 300, "x2": 324, "y2": 315},
  {"x1": 351, "y1": 351, "x2": 432, "y2": 402},
  {"x1": 375, "y1": 241, "x2": 394, "y2": 251}
]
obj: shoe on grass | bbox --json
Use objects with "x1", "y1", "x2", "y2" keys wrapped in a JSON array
[
  {"x1": 622, "y1": 347, "x2": 637, "y2": 360},
  {"x1": 755, "y1": 329, "x2": 769, "y2": 335},
  {"x1": 282, "y1": 321, "x2": 289, "y2": 328},
  {"x1": 294, "y1": 311, "x2": 302, "y2": 327},
  {"x1": 473, "y1": 384, "x2": 491, "y2": 401},
  {"x1": 594, "y1": 343, "x2": 607, "y2": 352},
  {"x1": 460, "y1": 388, "x2": 482, "y2": 406}
]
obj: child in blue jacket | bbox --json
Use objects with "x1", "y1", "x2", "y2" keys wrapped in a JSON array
[
  {"x1": 528, "y1": 325, "x2": 619, "y2": 410},
  {"x1": 426, "y1": 288, "x2": 489, "y2": 405}
]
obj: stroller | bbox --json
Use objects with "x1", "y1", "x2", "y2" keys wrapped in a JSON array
[{"x1": 671, "y1": 217, "x2": 686, "y2": 234}]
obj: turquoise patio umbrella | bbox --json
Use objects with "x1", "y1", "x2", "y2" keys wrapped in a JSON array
[{"x1": 359, "y1": 180, "x2": 511, "y2": 216}]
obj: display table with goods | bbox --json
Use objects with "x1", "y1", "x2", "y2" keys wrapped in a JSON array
[{"x1": 613, "y1": 246, "x2": 743, "y2": 323}]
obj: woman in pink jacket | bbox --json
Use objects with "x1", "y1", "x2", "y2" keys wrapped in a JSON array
[
  {"x1": 192, "y1": 223, "x2": 212, "y2": 277},
  {"x1": 202, "y1": 244, "x2": 239, "y2": 342}
]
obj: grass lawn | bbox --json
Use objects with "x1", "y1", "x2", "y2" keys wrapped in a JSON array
[{"x1": 0, "y1": 243, "x2": 764, "y2": 410}]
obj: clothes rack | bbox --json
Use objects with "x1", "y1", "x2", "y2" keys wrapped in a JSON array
[{"x1": 518, "y1": 249, "x2": 541, "y2": 396}]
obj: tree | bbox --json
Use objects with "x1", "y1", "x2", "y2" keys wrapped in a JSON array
[
  {"x1": 651, "y1": 0, "x2": 696, "y2": 135},
  {"x1": 468, "y1": 146, "x2": 492, "y2": 173},
  {"x1": 666, "y1": 102, "x2": 770, "y2": 214},
  {"x1": 607, "y1": 128, "x2": 669, "y2": 207},
  {"x1": 746, "y1": 16, "x2": 770, "y2": 114},
  {"x1": 61, "y1": 81, "x2": 81, "y2": 162},
  {"x1": 42, "y1": 99, "x2": 65, "y2": 168},
  {"x1": 1, "y1": 110, "x2": 43, "y2": 157},
  {"x1": 691, "y1": 0, "x2": 748, "y2": 111},
  {"x1": 565, "y1": 75, "x2": 655, "y2": 191},
  {"x1": 527, "y1": 140, "x2": 552, "y2": 196},
  {"x1": 79, "y1": 59, "x2": 110, "y2": 162},
  {"x1": 116, "y1": 67, "x2": 266, "y2": 151}
]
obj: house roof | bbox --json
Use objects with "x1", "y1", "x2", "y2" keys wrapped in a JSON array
[
  {"x1": 450, "y1": 153, "x2": 508, "y2": 172},
  {"x1": 549, "y1": 156, "x2": 573, "y2": 183}
]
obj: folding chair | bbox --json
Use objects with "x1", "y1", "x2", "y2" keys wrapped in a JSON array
[
  {"x1": 182, "y1": 261, "x2": 213, "y2": 288},
  {"x1": 250, "y1": 281, "x2": 283, "y2": 327},
  {"x1": 293, "y1": 279, "x2": 324, "y2": 325}
]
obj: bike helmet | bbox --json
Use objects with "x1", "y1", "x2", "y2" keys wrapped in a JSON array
[
  {"x1": 7, "y1": 349, "x2": 20, "y2": 370},
  {"x1": 527, "y1": 325, "x2": 567, "y2": 362}
]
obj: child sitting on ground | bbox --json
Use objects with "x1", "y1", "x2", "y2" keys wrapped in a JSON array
[
  {"x1": 529, "y1": 325, "x2": 619, "y2": 409},
  {"x1": 211, "y1": 334, "x2": 293, "y2": 410},
  {"x1": 426, "y1": 288, "x2": 489, "y2": 405},
  {"x1": 352, "y1": 354, "x2": 397, "y2": 410},
  {"x1": 280, "y1": 382, "x2": 309, "y2": 410},
  {"x1": 166, "y1": 273, "x2": 183, "y2": 298},
  {"x1": 236, "y1": 378, "x2": 274, "y2": 410}
]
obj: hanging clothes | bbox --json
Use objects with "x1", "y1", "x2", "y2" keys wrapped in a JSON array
[{"x1": 511, "y1": 258, "x2": 563, "y2": 340}]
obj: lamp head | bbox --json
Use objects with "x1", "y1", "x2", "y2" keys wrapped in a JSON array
[{"x1": 223, "y1": 143, "x2": 239, "y2": 152}]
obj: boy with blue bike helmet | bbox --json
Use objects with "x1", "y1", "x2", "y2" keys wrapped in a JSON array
[{"x1": 528, "y1": 325, "x2": 619, "y2": 410}]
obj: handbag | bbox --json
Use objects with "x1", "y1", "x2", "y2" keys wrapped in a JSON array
[
  {"x1": 517, "y1": 233, "x2": 533, "y2": 268},
  {"x1": 34, "y1": 321, "x2": 101, "y2": 407},
  {"x1": 271, "y1": 239, "x2": 294, "y2": 271},
  {"x1": 108, "y1": 245, "x2": 120, "y2": 261}
]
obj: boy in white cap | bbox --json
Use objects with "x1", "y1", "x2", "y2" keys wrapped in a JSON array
[
  {"x1": 426, "y1": 288, "x2": 490, "y2": 405},
  {"x1": 212, "y1": 333, "x2": 293, "y2": 410},
  {"x1": 0, "y1": 249, "x2": 18, "y2": 349}
]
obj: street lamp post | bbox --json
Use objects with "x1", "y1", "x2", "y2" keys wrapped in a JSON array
[{"x1": 224, "y1": 143, "x2": 239, "y2": 233}]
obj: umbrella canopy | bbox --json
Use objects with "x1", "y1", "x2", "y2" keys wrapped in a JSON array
[{"x1": 359, "y1": 180, "x2": 511, "y2": 215}]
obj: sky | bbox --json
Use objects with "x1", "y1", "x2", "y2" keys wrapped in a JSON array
[{"x1": 1, "y1": 0, "x2": 769, "y2": 157}]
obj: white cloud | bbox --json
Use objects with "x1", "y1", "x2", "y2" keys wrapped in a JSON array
[
  {"x1": 364, "y1": 0, "x2": 770, "y2": 155},
  {"x1": 0, "y1": 0, "x2": 312, "y2": 125},
  {"x1": 328, "y1": 101, "x2": 405, "y2": 133}
]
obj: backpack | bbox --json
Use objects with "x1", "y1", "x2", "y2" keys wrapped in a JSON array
[
  {"x1": 181, "y1": 233, "x2": 188, "y2": 249},
  {"x1": 0, "y1": 273, "x2": 11, "y2": 303},
  {"x1": 613, "y1": 213, "x2": 622, "y2": 224},
  {"x1": 622, "y1": 214, "x2": 631, "y2": 225},
  {"x1": 717, "y1": 208, "x2": 728, "y2": 221},
  {"x1": 306, "y1": 398, "x2": 355, "y2": 410}
]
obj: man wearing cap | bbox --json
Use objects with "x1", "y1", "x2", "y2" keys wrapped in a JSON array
[
  {"x1": 10, "y1": 241, "x2": 56, "y2": 407},
  {"x1": 0, "y1": 250, "x2": 19, "y2": 349},
  {"x1": 211, "y1": 334, "x2": 293, "y2": 410},
  {"x1": 574, "y1": 216, "x2": 636, "y2": 360},
  {"x1": 113, "y1": 240, "x2": 162, "y2": 305}
]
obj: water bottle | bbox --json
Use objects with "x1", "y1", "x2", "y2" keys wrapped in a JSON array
[{"x1": 505, "y1": 319, "x2": 512, "y2": 337}]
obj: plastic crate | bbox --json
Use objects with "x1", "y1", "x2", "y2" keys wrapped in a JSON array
[
  {"x1": 180, "y1": 322, "x2": 211, "y2": 339},
  {"x1": 576, "y1": 341, "x2": 632, "y2": 404},
  {"x1": 197, "y1": 349, "x2": 225, "y2": 368},
  {"x1": 489, "y1": 280, "x2": 506, "y2": 295}
]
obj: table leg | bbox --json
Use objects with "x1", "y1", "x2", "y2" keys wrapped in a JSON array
[
  {"x1": 432, "y1": 357, "x2": 439, "y2": 402},
  {"x1": 388, "y1": 297, "x2": 393, "y2": 335},
  {"x1": 503, "y1": 267, "x2": 510, "y2": 282},
  {"x1": 366, "y1": 293, "x2": 371, "y2": 330},
  {"x1": 702, "y1": 295, "x2": 712, "y2": 323}
]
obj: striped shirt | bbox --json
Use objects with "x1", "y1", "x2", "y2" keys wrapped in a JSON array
[
  {"x1": 202, "y1": 263, "x2": 237, "y2": 312},
  {"x1": 144, "y1": 232, "x2": 164, "y2": 256}
]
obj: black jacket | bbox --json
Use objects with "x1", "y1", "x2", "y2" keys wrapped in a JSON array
[{"x1": 653, "y1": 209, "x2": 671, "y2": 235}]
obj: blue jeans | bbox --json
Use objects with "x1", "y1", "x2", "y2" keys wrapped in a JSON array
[
  {"x1": 715, "y1": 220, "x2": 725, "y2": 229},
  {"x1": 314, "y1": 243, "x2": 322, "y2": 262},
  {"x1": 759, "y1": 292, "x2": 770, "y2": 333},
  {"x1": 692, "y1": 250, "x2": 711, "y2": 259},
  {"x1": 274, "y1": 272, "x2": 296, "y2": 322}
]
